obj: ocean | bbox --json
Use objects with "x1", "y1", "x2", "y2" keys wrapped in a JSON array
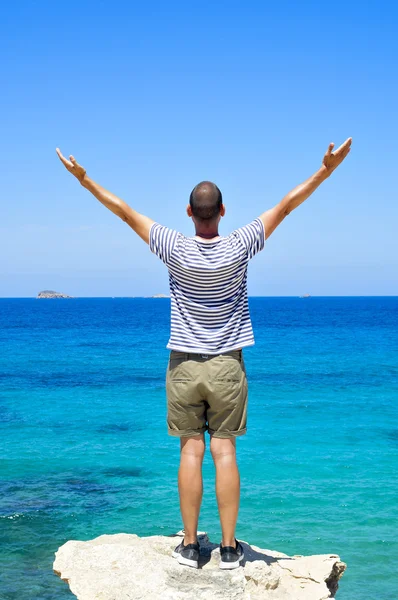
[{"x1": 0, "y1": 297, "x2": 397, "y2": 599}]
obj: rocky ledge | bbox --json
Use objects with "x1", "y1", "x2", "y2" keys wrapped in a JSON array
[
  {"x1": 37, "y1": 290, "x2": 73, "y2": 299},
  {"x1": 53, "y1": 531, "x2": 346, "y2": 599}
]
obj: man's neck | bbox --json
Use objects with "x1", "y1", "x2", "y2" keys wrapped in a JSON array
[{"x1": 195, "y1": 230, "x2": 219, "y2": 239}]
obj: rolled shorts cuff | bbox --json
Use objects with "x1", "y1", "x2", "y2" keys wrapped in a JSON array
[
  {"x1": 167, "y1": 426, "x2": 208, "y2": 438},
  {"x1": 208, "y1": 427, "x2": 247, "y2": 438}
]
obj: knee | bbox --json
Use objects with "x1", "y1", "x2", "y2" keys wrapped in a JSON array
[
  {"x1": 210, "y1": 437, "x2": 236, "y2": 462},
  {"x1": 180, "y1": 434, "x2": 205, "y2": 460}
]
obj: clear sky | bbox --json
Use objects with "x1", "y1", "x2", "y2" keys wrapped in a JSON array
[{"x1": 1, "y1": 0, "x2": 397, "y2": 297}]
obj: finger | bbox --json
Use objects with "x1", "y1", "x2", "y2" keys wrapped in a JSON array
[
  {"x1": 334, "y1": 137, "x2": 352, "y2": 155},
  {"x1": 337, "y1": 147, "x2": 351, "y2": 163},
  {"x1": 69, "y1": 155, "x2": 82, "y2": 169},
  {"x1": 56, "y1": 147, "x2": 73, "y2": 168},
  {"x1": 325, "y1": 142, "x2": 334, "y2": 157},
  {"x1": 335, "y1": 147, "x2": 350, "y2": 161}
]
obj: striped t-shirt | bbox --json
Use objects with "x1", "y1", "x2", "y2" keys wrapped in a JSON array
[{"x1": 149, "y1": 217, "x2": 266, "y2": 354}]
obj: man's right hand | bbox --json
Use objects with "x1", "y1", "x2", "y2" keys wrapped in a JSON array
[
  {"x1": 321, "y1": 137, "x2": 352, "y2": 176},
  {"x1": 56, "y1": 148, "x2": 86, "y2": 183},
  {"x1": 55, "y1": 147, "x2": 155, "y2": 243}
]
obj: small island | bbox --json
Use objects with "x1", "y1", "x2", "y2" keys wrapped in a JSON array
[
  {"x1": 151, "y1": 294, "x2": 169, "y2": 298},
  {"x1": 37, "y1": 290, "x2": 74, "y2": 299},
  {"x1": 299, "y1": 293, "x2": 311, "y2": 298}
]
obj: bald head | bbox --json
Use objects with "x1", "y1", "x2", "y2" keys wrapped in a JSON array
[{"x1": 189, "y1": 181, "x2": 222, "y2": 222}]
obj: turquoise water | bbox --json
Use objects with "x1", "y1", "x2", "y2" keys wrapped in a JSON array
[{"x1": 0, "y1": 297, "x2": 397, "y2": 599}]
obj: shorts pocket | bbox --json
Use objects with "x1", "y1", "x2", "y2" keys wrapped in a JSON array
[
  {"x1": 210, "y1": 356, "x2": 243, "y2": 384},
  {"x1": 167, "y1": 357, "x2": 194, "y2": 382}
]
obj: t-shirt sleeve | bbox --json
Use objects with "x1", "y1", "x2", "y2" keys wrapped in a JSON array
[
  {"x1": 233, "y1": 217, "x2": 266, "y2": 259},
  {"x1": 149, "y1": 222, "x2": 180, "y2": 265}
]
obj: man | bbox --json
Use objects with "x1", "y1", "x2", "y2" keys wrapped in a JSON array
[{"x1": 56, "y1": 137, "x2": 352, "y2": 570}]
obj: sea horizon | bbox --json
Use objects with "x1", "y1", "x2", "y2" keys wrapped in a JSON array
[{"x1": 1, "y1": 294, "x2": 398, "y2": 298}]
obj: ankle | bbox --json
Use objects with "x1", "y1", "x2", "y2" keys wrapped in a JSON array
[
  {"x1": 183, "y1": 536, "x2": 198, "y2": 546},
  {"x1": 221, "y1": 538, "x2": 236, "y2": 549}
]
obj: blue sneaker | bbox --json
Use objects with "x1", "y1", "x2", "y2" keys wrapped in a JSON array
[
  {"x1": 172, "y1": 539, "x2": 200, "y2": 568},
  {"x1": 219, "y1": 538, "x2": 244, "y2": 569}
]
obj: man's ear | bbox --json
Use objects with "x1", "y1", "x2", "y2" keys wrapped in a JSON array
[
  {"x1": 220, "y1": 203, "x2": 226, "y2": 217},
  {"x1": 187, "y1": 204, "x2": 193, "y2": 217}
]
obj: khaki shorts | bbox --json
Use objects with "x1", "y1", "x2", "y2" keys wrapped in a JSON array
[{"x1": 166, "y1": 349, "x2": 248, "y2": 439}]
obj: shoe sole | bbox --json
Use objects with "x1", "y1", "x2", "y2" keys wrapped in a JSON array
[
  {"x1": 172, "y1": 551, "x2": 199, "y2": 569},
  {"x1": 219, "y1": 552, "x2": 244, "y2": 570}
]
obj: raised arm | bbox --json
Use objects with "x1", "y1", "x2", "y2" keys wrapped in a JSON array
[
  {"x1": 259, "y1": 137, "x2": 352, "y2": 240},
  {"x1": 56, "y1": 149, "x2": 155, "y2": 244}
]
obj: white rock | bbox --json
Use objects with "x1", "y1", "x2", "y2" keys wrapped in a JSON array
[{"x1": 53, "y1": 531, "x2": 346, "y2": 599}]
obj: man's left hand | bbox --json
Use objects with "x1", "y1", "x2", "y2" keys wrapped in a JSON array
[{"x1": 56, "y1": 148, "x2": 87, "y2": 183}]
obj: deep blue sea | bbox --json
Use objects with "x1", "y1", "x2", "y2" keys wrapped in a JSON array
[{"x1": 0, "y1": 297, "x2": 397, "y2": 599}]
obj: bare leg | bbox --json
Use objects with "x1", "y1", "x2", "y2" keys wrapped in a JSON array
[
  {"x1": 210, "y1": 435, "x2": 239, "y2": 548},
  {"x1": 178, "y1": 433, "x2": 205, "y2": 545}
]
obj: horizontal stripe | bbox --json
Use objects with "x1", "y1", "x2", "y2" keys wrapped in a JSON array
[{"x1": 150, "y1": 218, "x2": 265, "y2": 353}]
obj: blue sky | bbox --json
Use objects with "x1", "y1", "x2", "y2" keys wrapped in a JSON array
[{"x1": 1, "y1": 0, "x2": 397, "y2": 296}]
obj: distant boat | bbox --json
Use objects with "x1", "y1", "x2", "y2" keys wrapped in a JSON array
[{"x1": 299, "y1": 294, "x2": 311, "y2": 298}]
